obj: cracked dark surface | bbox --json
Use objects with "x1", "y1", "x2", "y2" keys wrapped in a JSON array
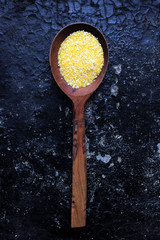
[{"x1": 0, "y1": 0, "x2": 160, "y2": 239}]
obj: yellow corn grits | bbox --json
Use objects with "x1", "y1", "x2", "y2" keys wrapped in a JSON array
[{"x1": 58, "y1": 31, "x2": 104, "y2": 88}]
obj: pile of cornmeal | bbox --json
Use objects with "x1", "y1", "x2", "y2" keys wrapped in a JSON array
[{"x1": 58, "y1": 31, "x2": 104, "y2": 88}]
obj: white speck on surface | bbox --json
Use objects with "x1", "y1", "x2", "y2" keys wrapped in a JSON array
[
  {"x1": 65, "y1": 107, "x2": 69, "y2": 117},
  {"x1": 90, "y1": 184, "x2": 97, "y2": 203},
  {"x1": 109, "y1": 163, "x2": 114, "y2": 168},
  {"x1": 102, "y1": 174, "x2": 106, "y2": 178},
  {"x1": 157, "y1": 143, "x2": 160, "y2": 154},
  {"x1": 86, "y1": 136, "x2": 95, "y2": 159},
  {"x1": 99, "y1": 135, "x2": 105, "y2": 147},
  {"x1": 113, "y1": 64, "x2": 122, "y2": 75},
  {"x1": 117, "y1": 156, "x2": 122, "y2": 163},
  {"x1": 52, "y1": 150, "x2": 56, "y2": 156},
  {"x1": 153, "y1": 180, "x2": 159, "y2": 186},
  {"x1": 96, "y1": 153, "x2": 111, "y2": 163},
  {"x1": 55, "y1": 171, "x2": 59, "y2": 177},
  {"x1": 59, "y1": 105, "x2": 62, "y2": 111},
  {"x1": 116, "y1": 102, "x2": 120, "y2": 109},
  {"x1": 110, "y1": 84, "x2": 119, "y2": 96},
  {"x1": 115, "y1": 135, "x2": 122, "y2": 139}
]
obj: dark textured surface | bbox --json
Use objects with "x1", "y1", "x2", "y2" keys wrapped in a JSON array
[{"x1": 0, "y1": 0, "x2": 160, "y2": 239}]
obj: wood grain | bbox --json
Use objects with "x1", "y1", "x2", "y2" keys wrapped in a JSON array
[{"x1": 71, "y1": 97, "x2": 89, "y2": 228}]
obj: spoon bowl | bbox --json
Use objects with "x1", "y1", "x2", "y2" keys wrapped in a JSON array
[
  {"x1": 49, "y1": 22, "x2": 109, "y2": 228},
  {"x1": 49, "y1": 22, "x2": 109, "y2": 98}
]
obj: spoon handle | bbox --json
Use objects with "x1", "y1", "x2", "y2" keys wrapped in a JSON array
[{"x1": 71, "y1": 102, "x2": 87, "y2": 228}]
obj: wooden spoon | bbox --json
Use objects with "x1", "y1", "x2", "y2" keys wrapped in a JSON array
[{"x1": 49, "y1": 22, "x2": 109, "y2": 228}]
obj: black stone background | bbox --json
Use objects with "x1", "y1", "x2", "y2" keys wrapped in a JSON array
[{"x1": 0, "y1": 0, "x2": 160, "y2": 239}]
